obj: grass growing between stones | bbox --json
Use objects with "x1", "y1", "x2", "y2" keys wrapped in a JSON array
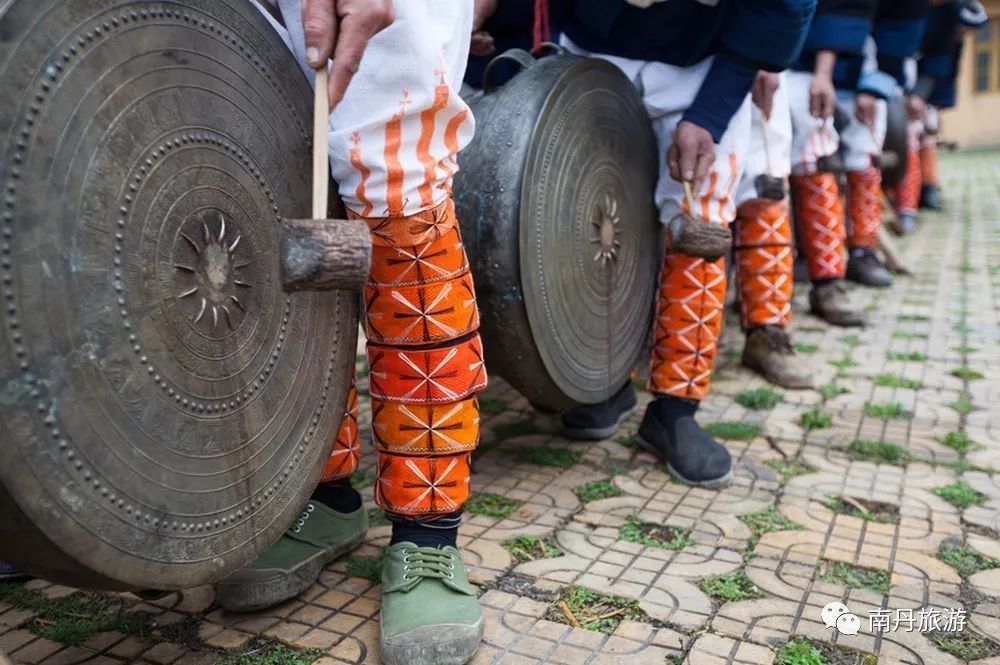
[
  {"x1": 740, "y1": 506, "x2": 804, "y2": 556},
  {"x1": 824, "y1": 496, "x2": 900, "y2": 524},
  {"x1": 367, "y1": 507, "x2": 389, "y2": 527},
  {"x1": 949, "y1": 392, "x2": 977, "y2": 416},
  {"x1": 801, "y1": 408, "x2": 832, "y2": 430},
  {"x1": 0, "y1": 583, "x2": 153, "y2": 646},
  {"x1": 515, "y1": 446, "x2": 581, "y2": 469},
  {"x1": 573, "y1": 479, "x2": 623, "y2": 503},
  {"x1": 504, "y1": 535, "x2": 564, "y2": 562},
  {"x1": 892, "y1": 331, "x2": 928, "y2": 340},
  {"x1": 619, "y1": 515, "x2": 694, "y2": 551},
  {"x1": 887, "y1": 351, "x2": 928, "y2": 362},
  {"x1": 820, "y1": 383, "x2": 849, "y2": 399},
  {"x1": 765, "y1": 459, "x2": 817, "y2": 484},
  {"x1": 216, "y1": 639, "x2": 320, "y2": 665},
  {"x1": 699, "y1": 571, "x2": 763, "y2": 602},
  {"x1": 819, "y1": 560, "x2": 891, "y2": 595},
  {"x1": 951, "y1": 367, "x2": 985, "y2": 381},
  {"x1": 548, "y1": 586, "x2": 647, "y2": 634},
  {"x1": 794, "y1": 342, "x2": 819, "y2": 353},
  {"x1": 346, "y1": 553, "x2": 384, "y2": 583},
  {"x1": 933, "y1": 481, "x2": 988, "y2": 509},
  {"x1": 703, "y1": 421, "x2": 763, "y2": 440},
  {"x1": 828, "y1": 356, "x2": 857, "y2": 373},
  {"x1": 953, "y1": 344, "x2": 979, "y2": 354},
  {"x1": 939, "y1": 541, "x2": 1000, "y2": 577},
  {"x1": 927, "y1": 630, "x2": 1000, "y2": 662},
  {"x1": 898, "y1": 314, "x2": 931, "y2": 322},
  {"x1": 873, "y1": 374, "x2": 922, "y2": 390},
  {"x1": 863, "y1": 401, "x2": 910, "y2": 419},
  {"x1": 938, "y1": 430, "x2": 983, "y2": 453},
  {"x1": 352, "y1": 469, "x2": 375, "y2": 490},
  {"x1": 776, "y1": 639, "x2": 827, "y2": 665},
  {"x1": 466, "y1": 492, "x2": 521, "y2": 519},
  {"x1": 846, "y1": 439, "x2": 912, "y2": 465},
  {"x1": 840, "y1": 334, "x2": 862, "y2": 348},
  {"x1": 735, "y1": 387, "x2": 783, "y2": 410}
]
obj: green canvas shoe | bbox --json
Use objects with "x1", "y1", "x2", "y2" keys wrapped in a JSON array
[
  {"x1": 380, "y1": 542, "x2": 484, "y2": 665},
  {"x1": 216, "y1": 502, "x2": 367, "y2": 612}
]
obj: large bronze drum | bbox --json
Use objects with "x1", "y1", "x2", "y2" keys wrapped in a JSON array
[
  {"x1": 0, "y1": 0, "x2": 358, "y2": 589},
  {"x1": 455, "y1": 49, "x2": 660, "y2": 412}
]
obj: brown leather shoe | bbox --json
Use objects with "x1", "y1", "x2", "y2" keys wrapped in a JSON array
[
  {"x1": 742, "y1": 326, "x2": 813, "y2": 389},
  {"x1": 809, "y1": 281, "x2": 865, "y2": 327}
]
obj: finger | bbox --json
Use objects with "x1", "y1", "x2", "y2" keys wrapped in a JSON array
[
  {"x1": 328, "y1": 12, "x2": 383, "y2": 109},
  {"x1": 303, "y1": 0, "x2": 337, "y2": 67},
  {"x1": 692, "y1": 145, "x2": 714, "y2": 196},
  {"x1": 667, "y1": 144, "x2": 681, "y2": 183},
  {"x1": 678, "y1": 139, "x2": 698, "y2": 183},
  {"x1": 809, "y1": 93, "x2": 820, "y2": 118}
]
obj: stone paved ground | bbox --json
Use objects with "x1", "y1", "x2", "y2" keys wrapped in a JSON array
[{"x1": 2, "y1": 151, "x2": 1000, "y2": 665}]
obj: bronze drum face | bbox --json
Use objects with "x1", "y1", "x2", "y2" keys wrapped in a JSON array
[
  {"x1": 881, "y1": 94, "x2": 909, "y2": 189},
  {"x1": 0, "y1": 0, "x2": 358, "y2": 589},
  {"x1": 455, "y1": 52, "x2": 659, "y2": 411}
]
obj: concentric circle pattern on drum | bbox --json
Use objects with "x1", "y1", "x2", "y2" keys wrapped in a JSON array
[
  {"x1": 0, "y1": 0, "x2": 358, "y2": 589},
  {"x1": 520, "y1": 59, "x2": 659, "y2": 406}
]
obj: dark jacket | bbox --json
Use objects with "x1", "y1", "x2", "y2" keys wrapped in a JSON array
[{"x1": 559, "y1": 0, "x2": 817, "y2": 141}]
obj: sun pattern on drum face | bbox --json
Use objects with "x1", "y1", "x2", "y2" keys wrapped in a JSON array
[
  {"x1": 174, "y1": 211, "x2": 250, "y2": 333},
  {"x1": 591, "y1": 193, "x2": 622, "y2": 266}
]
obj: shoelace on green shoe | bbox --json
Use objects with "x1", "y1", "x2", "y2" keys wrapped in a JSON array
[{"x1": 402, "y1": 547, "x2": 456, "y2": 583}]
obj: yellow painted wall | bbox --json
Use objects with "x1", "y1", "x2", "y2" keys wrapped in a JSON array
[{"x1": 941, "y1": 2, "x2": 1000, "y2": 147}]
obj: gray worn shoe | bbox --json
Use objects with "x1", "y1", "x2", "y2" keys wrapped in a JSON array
[
  {"x1": 216, "y1": 503, "x2": 367, "y2": 612},
  {"x1": 809, "y1": 281, "x2": 865, "y2": 328},
  {"x1": 380, "y1": 543, "x2": 483, "y2": 665},
  {"x1": 742, "y1": 326, "x2": 813, "y2": 389},
  {"x1": 846, "y1": 248, "x2": 893, "y2": 288}
]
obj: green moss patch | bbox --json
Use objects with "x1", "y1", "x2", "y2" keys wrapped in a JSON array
[
  {"x1": 873, "y1": 374, "x2": 922, "y2": 390},
  {"x1": 765, "y1": 459, "x2": 817, "y2": 484},
  {"x1": 824, "y1": 496, "x2": 900, "y2": 524},
  {"x1": 863, "y1": 402, "x2": 910, "y2": 420},
  {"x1": 776, "y1": 639, "x2": 827, "y2": 665},
  {"x1": 619, "y1": 515, "x2": 694, "y2": 551},
  {"x1": 887, "y1": 351, "x2": 928, "y2": 362},
  {"x1": 949, "y1": 392, "x2": 977, "y2": 415},
  {"x1": 703, "y1": 421, "x2": 764, "y2": 440},
  {"x1": 818, "y1": 560, "x2": 891, "y2": 595},
  {"x1": 574, "y1": 479, "x2": 623, "y2": 503},
  {"x1": 466, "y1": 492, "x2": 521, "y2": 519},
  {"x1": 821, "y1": 383, "x2": 849, "y2": 399},
  {"x1": 794, "y1": 342, "x2": 819, "y2": 354},
  {"x1": 939, "y1": 541, "x2": 1000, "y2": 577},
  {"x1": 478, "y1": 396, "x2": 508, "y2": 415},
  {"x1": 846, "y1": 439, "x2": 911, "y2": 465},
  {"x1": 346, "y1": 553, "x2": 384, "y2": 583},
  {"x1": 951, "y1": 367, "x2": 985, "y2": 381},
  {"x1": 735, "y1": 388, "x2": 783, "y2": 410},
  {"x1": 0, "y1": 583, "x2": 153, "y2": 646},
  {"x1": 927, "y1": 630, "x2": 1000, "y2": 661},
  {"x1": 938, "y1": 430, "x2": 983, "y2": 453},
  {"x1": 217, "y1": 639, "x2": 320, "y2": 665},
  {"x1": 547, "y1": 586, "x2": 648, "y2": 634},
  {"x1": 801, "y1": 408, "x2": 833, "y2": 430},
  {"x1": 504, "y1": 535, "x2": 564, "y2": 562},
  {"x1": 699, "y1": 571, "x2": 763, "y2": 602},
  {"x1": 933, "y1": 481, "x2": 988, "y2": 509}
]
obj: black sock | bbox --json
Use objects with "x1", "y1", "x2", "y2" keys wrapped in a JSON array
[
  {"x1": 389, "y1": 511, "x2": 461, "y2": 549},
  {"x1": 813, "y1": 278, "x2": 836, "y2": 288},
  {"x1": 648, "y1": 395, "x2": 698, "y2": 427},
  {"x1": 311, "y1": 478, "x2": 362, "y2": 514}
]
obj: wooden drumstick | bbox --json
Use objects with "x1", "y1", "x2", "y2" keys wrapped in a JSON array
[
  {"x1": 312, "y1": 67, "x2": 330, "y2": 220},
  {"x1": 761, "y1": 115, "x2": 775, "y2": 177},
  {"x1": 683, "y1": 180, "x2": 697, "y2": 216}
]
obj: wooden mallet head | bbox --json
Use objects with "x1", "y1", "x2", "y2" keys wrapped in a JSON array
[{"x1": 279, "y1": 67, "x2": 371, "y2": 293}]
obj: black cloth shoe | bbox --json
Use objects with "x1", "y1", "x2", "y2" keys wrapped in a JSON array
[
  {"x1": 560, "y1": 382, "x2": 638, "y2": 441},
  {"x1": 920, "y1": 184, "x2": 943, "y2": 210},
  {"x1": 846, "y1": 248, "x2": 893, "y2": 288},
  {"x1": 636, "y1": 397, "x2": 733, "y2": 488}
]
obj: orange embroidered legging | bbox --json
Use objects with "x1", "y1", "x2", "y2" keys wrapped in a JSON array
[
  {"x1": 893, "y1": 148, "x2": 922, "y2": 216},
  {"x1": 734, "y1": 199, "x2": 793, "y2": 330},
  {"x1": 320, "y1": 200, "x2": 485, "y2": 517},
  {"x1": 791, "y1": 172, "x2": 846, "y2": 281},
  {"x1": 920, "y1": 142, "x2": 938, "y2": 187},
  {"x1": 846, "y1": 167, "x2": 882, "y2": 250}
]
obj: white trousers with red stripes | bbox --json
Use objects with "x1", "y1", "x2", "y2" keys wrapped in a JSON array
[
  {"x1": 256, "y1": 0, "x2": 475, "y2": 217},
  {"x1": 736, "y1": 72, "x2": 792, "y2": 207}
]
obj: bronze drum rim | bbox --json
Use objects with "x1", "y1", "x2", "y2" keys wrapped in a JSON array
[{"x1": 0, "y1": 0, "x2": 357, "y2": 589}]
